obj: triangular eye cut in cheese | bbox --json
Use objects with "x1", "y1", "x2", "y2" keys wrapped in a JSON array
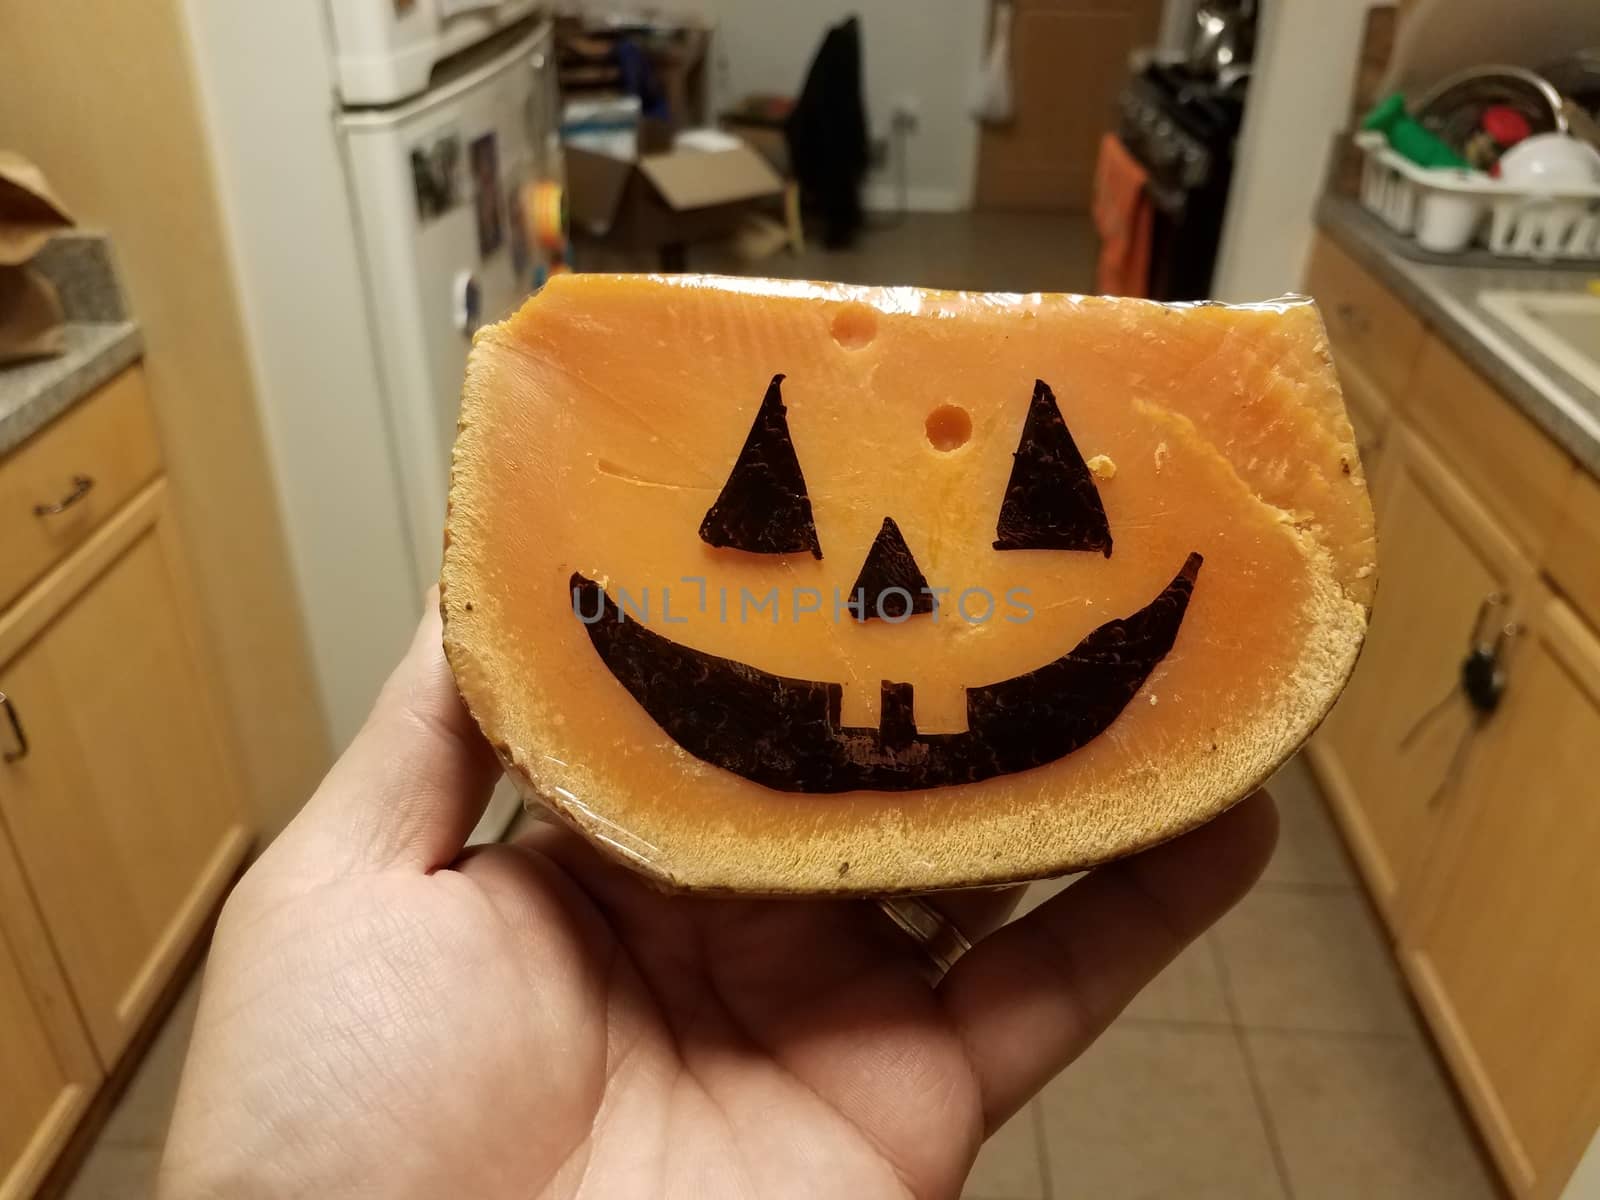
[{"x1": 442, "y1": 275, "x2": 1375, "y2": 895}]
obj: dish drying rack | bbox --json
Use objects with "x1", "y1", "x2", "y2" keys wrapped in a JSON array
[{"x1": 1355, "y1": 131, "x2": 1600, "y2": 262}]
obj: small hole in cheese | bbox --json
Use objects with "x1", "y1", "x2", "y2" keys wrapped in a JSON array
[
  {"x1": 831, "y1": 302, "x2": 878, "y2": 349},
  {"x1": 925, "y1": 404, "x2": 972, "y2": 452}
]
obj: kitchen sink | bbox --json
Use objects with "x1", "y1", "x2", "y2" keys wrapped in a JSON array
[{"x1": 1478, "y1": 290, "x2": 1600, "y2": 395}]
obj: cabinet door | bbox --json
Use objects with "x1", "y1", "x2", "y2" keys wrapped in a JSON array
[
  {"x1": 1404, "y1": 587, "x2": 1600, "y2": 1199},
  {"x1": 0, "y1": 819, "x2": 100, "y2": 1200},
  {"x1": 1309, "y1": 427, "x2": 1535, "y2": 928},
  {"x1": 0, "y1": 480, "x2": 251, "y2": 1064}
]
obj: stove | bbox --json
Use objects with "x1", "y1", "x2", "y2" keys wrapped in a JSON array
[{"x1": 1117, "y1": 62, "x2": 1247, "y2": 300}]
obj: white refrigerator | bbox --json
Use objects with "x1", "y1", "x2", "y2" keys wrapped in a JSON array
[{"x1": 337, "y1": 15, "x2": 562, "y2": 582}]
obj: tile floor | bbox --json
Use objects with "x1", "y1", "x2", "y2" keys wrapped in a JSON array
[
  {"x1": 63, "y1": 757, "x2": 1501, "y2": 1200},
  {"x1": 62, "y1": 973, "x2": 199, "y2": 1200},
  {"x1": 960, "y1": 755, "x2": 1503, "y2": 1200},
  {"x1": 61, "y1": 215, "x2": 1500, "y2": 1198}
]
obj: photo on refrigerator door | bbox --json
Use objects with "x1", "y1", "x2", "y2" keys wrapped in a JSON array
[
  {"x1": 471, "y1": 132, "x2": 503, "y2": 257},
  {"x1": 508, "y1": 180, "x2": 530, "y2": 282},
  {"x1": 410, "y1": 131, "x2": 462, "y2": 224}
]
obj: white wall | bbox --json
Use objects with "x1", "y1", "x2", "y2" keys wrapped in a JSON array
[
  {"x1": 1382, "y1": 0, "x2": 1600, "y2": 96},
  {"x1": 709, "y1": 0, "x2": 986, "y2": 211},
  {"x1": 181, "y1": 1, "x2": 422, "y2": 748},
  {"x1": 1210, "y1": 0, "x2": 1375, "y2": 302},
  {"x1": 567, "y1": 0, "x2": 988, "y2": 210}
]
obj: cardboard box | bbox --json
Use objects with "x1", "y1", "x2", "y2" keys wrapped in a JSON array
[
  {"x1": 565, "y1": 129, "x2": 784, "y2": 254},
  {"x1": 719, "y1": 119, "x2": 789, "y2": 177},
  {"x1": 719, "y1": 94, "x2": 794, "y2": 177}
]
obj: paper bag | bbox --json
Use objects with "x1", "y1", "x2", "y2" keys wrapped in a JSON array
[
  {"x1": 0, "y1": 265, "x2": 67, "y2": 363},
  {"x1": 0, "y1": 151, "x2": 74, "y2": 266}
]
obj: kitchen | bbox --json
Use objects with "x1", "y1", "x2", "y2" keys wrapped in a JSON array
[{"x1": 1, "y1": 1, "x2": 1599, "y2": 1197}]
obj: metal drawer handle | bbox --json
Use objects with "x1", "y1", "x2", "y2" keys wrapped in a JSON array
[
  {"x1": 0, "y1": 692, "x2": 26, "y2": 764},
  {"x1": 33, "y1": 474, "x2": 95, "y2": 516},
  {"x1": 1399, "y1": 593, "x2": 1521, "y2": 810}
]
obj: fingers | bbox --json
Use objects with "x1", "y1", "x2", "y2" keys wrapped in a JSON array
[
  {"x1": 938, "y1": 792, "x2": 1278, "y2": 1131},
  {"x1": 284, "y1": 589, "x2": 501, "y2": 874}
]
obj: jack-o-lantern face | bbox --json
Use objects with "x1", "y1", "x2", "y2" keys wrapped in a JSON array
[
  {"x1": 441, "y1": 274, "x2": 1374, "y2": 893},
  {"x1": 572, "y1": 374, "x2": 1202, "y2": 793}
]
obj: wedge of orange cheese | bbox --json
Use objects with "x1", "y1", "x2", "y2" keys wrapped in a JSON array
[{"x1": 442, "y1": 274, "x2": 1375, "y2": 894}]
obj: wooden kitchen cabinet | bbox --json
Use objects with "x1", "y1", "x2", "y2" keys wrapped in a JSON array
[
  {"x1": 0, "y1": 479, "x2": 250, "y2": 1064},
  {"x1": 1301, "y1": 232, "x2": 1417, "y2": 499},
  {"x1": 0, "y1": 819, "x2": 100, "y2": 1200},
  {"x1": 1403, "y1": 585, "x2": 1600, "y2": 1199},
  {"x1": 1546, "y1": 467, "x2": 1600, "y2": 622},
  {"x1": 1332, "y1": 351, "x2": 1393, "y2": 496},
  {"x1": 0, "y1": 368, "x2": 162, "y2": 612},
  {"x1": 1304, "y1": 227, "x2": 1600, "y2": 1198},
  {"x1": 1311, "y1": 426, "x2": 1536, "y2": 930},
  {"x1": 1406, "y1": 336, "x2": 1574, "y2": 558},
  {"x1": 1304, "y1": 234, "x2": 1426, "y2": 398}
]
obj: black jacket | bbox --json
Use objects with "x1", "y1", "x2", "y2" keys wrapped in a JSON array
[{"x1": 786, "y1": 16, "x2": 869, "y2": 248}]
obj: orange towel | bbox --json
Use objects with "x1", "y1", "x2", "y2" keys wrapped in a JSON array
[{"x1": 1093, "y1": 132, "x2": 1152, "y2": 298}]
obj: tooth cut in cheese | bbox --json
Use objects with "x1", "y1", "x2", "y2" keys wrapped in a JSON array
[{"x1": 442, "y1": 274, "x2": 1375, "y2": 894}]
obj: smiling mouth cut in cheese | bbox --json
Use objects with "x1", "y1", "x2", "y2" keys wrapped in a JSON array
[{"x1": 571, "y1": 551, "x2": 1200, "y2": 793}]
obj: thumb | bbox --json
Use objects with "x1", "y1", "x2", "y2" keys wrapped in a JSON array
[{"x1": 270, "y1": 589, "x2": 502, "y2": 876}]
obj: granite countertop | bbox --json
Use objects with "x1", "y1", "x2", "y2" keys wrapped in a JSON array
[
  {"x1": 0, "y1": 232, "x2": 142, "y2": 456},
  {"x1": 1316, "y1": 193, "x2": 1600, "y2": 478}
]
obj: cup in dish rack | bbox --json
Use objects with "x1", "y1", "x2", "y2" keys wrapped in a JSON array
[{"x1": 1416, "y1": 188, "x2": 1487, "y2": 252}]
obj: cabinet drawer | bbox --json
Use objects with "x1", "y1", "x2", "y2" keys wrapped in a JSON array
[
  {"x1": 1305, "y1": 233, "x2": 1425, "y2": 397},
  {"x1": 0, "y1": 366, "x2": 161, "y2": 609},
  {"x1": 1407, "y1": 336, "x2": 1574, "y2": 558},
  {"x1": 1547, "y1": 468, "x2": 1600, "y2": 629}
]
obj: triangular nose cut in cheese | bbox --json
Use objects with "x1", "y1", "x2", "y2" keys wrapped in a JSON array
[{"x1": 441, "y1": 275, "x2": 1376, "y2": 895}]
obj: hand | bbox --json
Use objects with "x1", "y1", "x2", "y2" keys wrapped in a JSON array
[{"x1": 161, "y1": 596, "x2": 1275, "y2": 1200}]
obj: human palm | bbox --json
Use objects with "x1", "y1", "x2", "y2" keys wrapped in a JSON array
[{"x1": 161, "y1": 601, "x2": 1275, "y2": 1199}]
